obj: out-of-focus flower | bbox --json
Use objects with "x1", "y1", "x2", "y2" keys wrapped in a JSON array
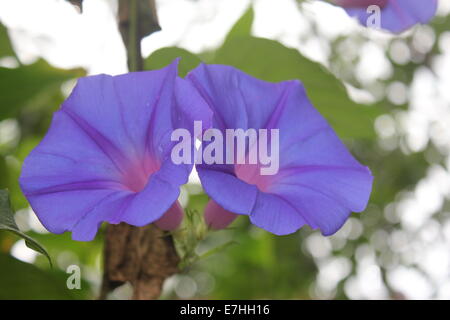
[
  {"x1": 19, "y1": 60, "x2": 211, "y2": 241},
  {"x1": 332, "y1": 0, "x2": 438, "y2": 33},
  {"x1": 188, "y1": 64, "x2": 373, "y2": 236}
]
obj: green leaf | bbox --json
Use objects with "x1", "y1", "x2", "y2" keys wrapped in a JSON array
[
  {"x1": 212, "y1": 37, "x2": 381, "y2": 139},
  {"x1": 223, "y1": 6, "x2": 254, "y2": 44},
  {"x1": 145, "y1": 47, "x2": 202, "y2": 77},
  {"x1": 0, "y1": 253, "x2": 89, "y2": 299},
  {"x1": 0, "y1": 189, "x2": 52, "y2": 266},
  {"x1": 0, "y1": 59, "x2": 84, "y2": 121},
  {"x1": 0, "y1": 22, "x2": 16, "y2": 59}
]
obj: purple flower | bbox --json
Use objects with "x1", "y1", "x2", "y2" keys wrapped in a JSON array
[
  {"x1": 188, "y1": 64, "x2": 373, "y2": 236},
  {"x1": 19, "y1": 60, "x2": 211, "y2": 241},
  {"x1": 334, "y1": 0, "x2": 438, "y2": 33}
]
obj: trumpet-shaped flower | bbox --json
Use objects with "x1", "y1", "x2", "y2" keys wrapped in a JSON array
[
  {"x1": 19, "y1": 61, "x2": 211, "y2": 241},
  {"x1": 188, "y1": 64, "x2": 373, "y2": 236}
]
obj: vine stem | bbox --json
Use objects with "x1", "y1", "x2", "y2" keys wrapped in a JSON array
[{"x1": 128, "y1": 0, "x2": 140, "y2": 72}]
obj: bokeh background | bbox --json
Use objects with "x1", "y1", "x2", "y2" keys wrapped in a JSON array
[{"x1": 1, "y1": 0, "x2": 450, "y2": 300}]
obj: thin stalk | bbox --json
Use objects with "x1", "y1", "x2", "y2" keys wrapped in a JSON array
[{"x1": 128, "y1": 0, "x2": 141, "y2": 72}]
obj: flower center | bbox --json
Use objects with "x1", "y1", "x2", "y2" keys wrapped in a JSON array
[
  {"x1": 121, "y1": 157, "x2": 160, "y2": 193},
  {"x1": 234, "y1": 163, "x2": 275, "y2": 193}
]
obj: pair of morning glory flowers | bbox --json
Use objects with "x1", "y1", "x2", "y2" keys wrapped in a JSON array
[
  {"x1": 19, "y1": 1, "x2": 437, "y2": 241},
  {"x1": 19, "y1": 61, "x2": 373, "y2": 241}
]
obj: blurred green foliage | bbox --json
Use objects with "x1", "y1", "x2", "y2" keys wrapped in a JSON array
[
  {"x1": 0, "y1": 59, "x2": 83, "y2": 121},
  {"x1": 0, "y1": 22, "x2": 16, "y2": 59}
]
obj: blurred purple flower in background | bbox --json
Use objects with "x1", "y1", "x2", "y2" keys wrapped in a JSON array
[
  {"x1": 333, "y1": 0, "x2": 438, "y2": 33},
  {"x1": 188, "y1": 64, "x2": 373, "y2": 236},
  {"x1": 19, "y1": 61, "x2": 211, "y2": 241}
]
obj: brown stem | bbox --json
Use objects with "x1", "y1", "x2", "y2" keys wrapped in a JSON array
[
  {"x1": 118, "y1": 0, "x2": 160, "y2": 72},
  {"x1": 100, "y1": 1, "x2": 178, "y2": 300},
  {"x1": 100, "y1": 223, "x2": 179, "y2": 300}
]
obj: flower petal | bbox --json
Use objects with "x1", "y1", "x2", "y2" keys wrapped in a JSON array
[
  {"x1": 270, "y1": 186, "x2": 351, "y2": 236},
  {"x1": 197, "y1": 164, "x2": 258, "y2": 215},
  {"x1": 25, "y1": 189, "x2": 123, "y2": 239},
  {"x1": 249, "y1": 192, "x2": 307, "y2": 235}
]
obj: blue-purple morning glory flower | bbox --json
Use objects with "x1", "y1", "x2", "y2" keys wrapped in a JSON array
[
  {"x1": 333, "y1": 0, "x2": 438, "y2": 33},
  {"x1": 188, "y1": 64, "x2": 373, "y2": 236},
  {"x1": 19, "y1": 61, "x2": 211, "y2": 241}
]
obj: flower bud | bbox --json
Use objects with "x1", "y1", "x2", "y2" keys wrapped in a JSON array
[
  {"x1": 204, "y1": 200, "x2": 238, "y2": 230},
  {"x1": 154, "y1": 201, "x2": 184, "y2": 231}
]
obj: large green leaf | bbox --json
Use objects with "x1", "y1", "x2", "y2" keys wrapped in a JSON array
[
  {"x1": 0, "y1": 253, "x2": 89, "y2": 299},
  {"x1": 145, "y1": 47, "x2": 202, "y2": 77},
  {"x1": 0, "y1": 189, "x2": 52, "y2": 266},
  {"x1": 0, "y1": 59, "x2": 84, "y2": 120},
  {"x1": 223, "y1": 6, "x2": 254, "y2": 44},
  {"x1": 212, "y1": 37, "x2": 381, "y2": 139},
  {"x1": 0, "y1": 22, "x2": 16, "y2": 59}
]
